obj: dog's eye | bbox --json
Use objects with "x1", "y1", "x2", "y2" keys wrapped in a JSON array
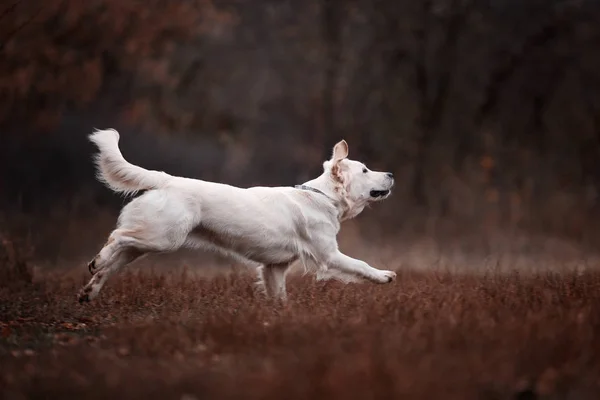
[{"x1": 362, "y1": 168, "x2": 368, "y2": 173}]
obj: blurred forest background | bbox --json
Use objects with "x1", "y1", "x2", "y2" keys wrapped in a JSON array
[{"x1": 2, "y1": 0, "x2": 600, "y2": 266}]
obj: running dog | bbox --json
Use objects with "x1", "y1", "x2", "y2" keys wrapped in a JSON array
[{"x1": 78, "y1": 129, "x2": 396, "y2": 303}]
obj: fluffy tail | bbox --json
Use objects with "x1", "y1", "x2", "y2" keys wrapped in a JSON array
[{"x1": 89, "y1": 129, "x2": 171, "y2": 196}]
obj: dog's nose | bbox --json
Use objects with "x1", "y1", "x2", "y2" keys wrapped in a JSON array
[{"x1": 386, "y1": 172, "x2": 394, "y2": 179}]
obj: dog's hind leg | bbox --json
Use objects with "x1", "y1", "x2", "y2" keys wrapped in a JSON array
[
  {"x1": 78, "y1": 229, "x2": 146, "y2": 303},
  {"x1": 78, "y1": 223, "x2": 189, "y2": 303},
  {"x1": 257, "y1": 263, "x2": 291, "y2": 301},
  {"x1": 78, "y1": 247, "x2": 142, "y2": 303},
  {"x1": 79, "y1": 190, "x2": 198, "y2": 303},
  {"x1": 87, "y1": 234, "x2": 121, "y2": 275}
]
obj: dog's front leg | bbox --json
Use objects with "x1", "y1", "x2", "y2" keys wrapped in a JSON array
[
  {"x1": 327, "y1": 251, "x2": 396, "y2": 284},
  {"x1": 257, "y1": 263, "x2": 291, "y2": 301}
]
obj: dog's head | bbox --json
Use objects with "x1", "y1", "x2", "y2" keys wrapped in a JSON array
[{"x1": 323, "y1": 140, "x2": 394, "y2": 220}]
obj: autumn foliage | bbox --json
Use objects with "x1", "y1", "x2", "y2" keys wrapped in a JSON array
[{"x1": 0, "y1": 0, "x2": 236, "y2": 128}]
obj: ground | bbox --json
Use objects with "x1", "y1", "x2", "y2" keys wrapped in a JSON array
[{"x1": 2, "y1": 265, "x2": 600, "y2": 400}]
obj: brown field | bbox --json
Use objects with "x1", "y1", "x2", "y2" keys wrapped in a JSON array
[{"x1": 2, "y1": 261, "x2": 600, "y2": 400}]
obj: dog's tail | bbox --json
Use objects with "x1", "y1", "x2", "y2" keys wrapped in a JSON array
[{"x1": 89, "y1": 129, "x2": 171, "y2": 196}]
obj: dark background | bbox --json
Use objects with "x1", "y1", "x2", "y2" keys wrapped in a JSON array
[{"x1": 2, "y1": 0, "x2": 600, "y2": 265}]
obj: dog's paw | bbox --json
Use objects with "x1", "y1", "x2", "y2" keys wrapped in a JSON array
[
  {"x1": 376, "y1": 270, "x2": 396, "y2": 284},
  {"x1": 78, "y1": 292, "x2": 90, "y2": 304},
  {"x1": 77, "y1": 286, "x2": 92, "y2": 304}
]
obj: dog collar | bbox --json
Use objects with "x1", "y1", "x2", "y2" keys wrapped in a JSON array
[
  {"x1": 295, "y1": 184, "x2": 345, "y2": 221},
  {"x1": 294, "y1": 185, "x2": 329, "y2": 198}
]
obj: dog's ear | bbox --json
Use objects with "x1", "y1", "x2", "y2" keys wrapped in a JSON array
[{"x1": 331, "y1": 140, "x2": 349, "y2": 163}]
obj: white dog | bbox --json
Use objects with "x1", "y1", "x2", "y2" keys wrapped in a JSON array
[{"x1": 78, "y1": 129, "x2": 396, "y2": 303}]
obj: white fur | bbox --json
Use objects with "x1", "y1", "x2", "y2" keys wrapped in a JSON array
[{"x1": 78, "y1": 129, "x2": 397, "y2": 303}]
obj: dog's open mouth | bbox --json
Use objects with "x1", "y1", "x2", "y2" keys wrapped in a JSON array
[{"x1": 370, "y1": 190, "x2": 390, "y2": 198}]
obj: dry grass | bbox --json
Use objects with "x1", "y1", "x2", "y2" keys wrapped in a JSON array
[{"x1": 2, "y1": 264, "x2": 600, "y2": 400}]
